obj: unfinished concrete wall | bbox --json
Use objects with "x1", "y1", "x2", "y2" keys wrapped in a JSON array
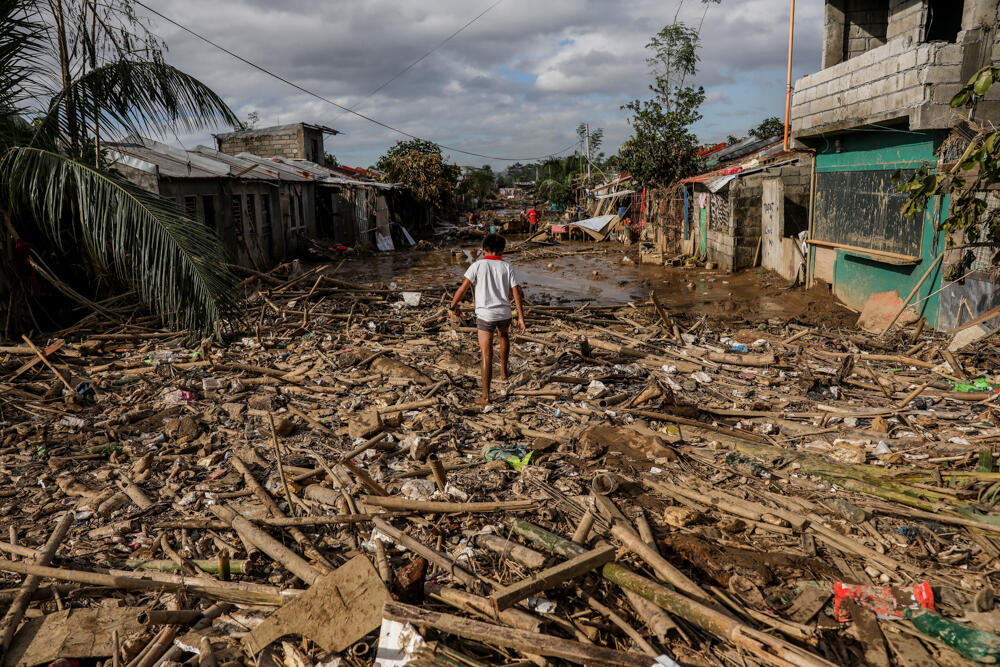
[
  {"x1": 886, "y1": 0, "x2": 925, "y2": 44},
  {"x1": 216, "y1": 123, "x2": 324, "y2": 160},
  {"x1": 795, "y1": 0, "x2": 1000, "y2": 137},
  {"x1": 844, "y1": 0, "x2": 890, "y2": 60},
  {"x1": 114, "y1": 163, "x2": 160, "y2": 194},
  {"x1": 730, "y1": 178, "x2": 763, "y2": 271}
]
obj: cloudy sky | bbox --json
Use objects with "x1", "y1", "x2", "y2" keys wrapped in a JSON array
[{"x1": 142, "y1": 0, "x2": 823, "y2": 171}]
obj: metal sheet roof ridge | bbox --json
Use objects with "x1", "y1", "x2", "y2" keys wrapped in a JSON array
[{"x1": 105, "y1": 142, "x2": 233, "y2": 179}]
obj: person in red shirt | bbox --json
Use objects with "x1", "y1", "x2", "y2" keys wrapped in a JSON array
[{"x1": 526, "y1": 207, "x2": 538, "y2": 230}]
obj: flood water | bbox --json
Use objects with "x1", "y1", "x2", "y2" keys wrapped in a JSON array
[{"x1": 334, "y1": 240, "x2": 855, "y2": 326}]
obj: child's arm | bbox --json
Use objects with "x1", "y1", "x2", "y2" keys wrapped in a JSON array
[
  {"x1": 512, "y1": 285, "x2": 526, "y2": 334},
  {"x1": 449, "y1": 279, "x2": 473, "y2": 322}
]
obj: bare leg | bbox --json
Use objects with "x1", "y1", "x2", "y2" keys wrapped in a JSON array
[
  {"x1": 477, "y1": 328, "x2": 493, "y2": 404},
  {"x1": 497, "y1": 325, "x2": 510, "y2": 380}
]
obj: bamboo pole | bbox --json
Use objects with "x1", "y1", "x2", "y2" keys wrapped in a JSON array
[
  {"x1": 426, "y1": 583, "x2": 543, "y2": 633},
  {"x1": 881, "y1": 252, "x2": 944, "y2": 337},
  {"x1": 209, "y1": 505, "x2": 322, "y2": 586},
  {"x1": 383, "y1": 601, "x2": 648, "y2": 667},
  {"x1": 0, "y1": 559, "x2": 288, "y2": 605},
  {"x1": 230, "y1": 455, "x2": 332, "y2": 572},
  {"x1": 372, "y1": 518, "x2": 481, "y2": 588},
  {"x1": 117, "y1": 474, "x2": 153, "y2": 510},
  {"x1": 475, "y1": 533, "x2": 547, "y2": 569},
  {"x1": 513, "y1": 520, "x2": 836, "y2": 667},
  {"x1": 0, "y1": 510, "x2": 74, "y2": 657},
  {"x1": 267, "y1": 413, "x2": 297, "y2": 518},
  {"x1": 361, "y1": 496, "x2": 536, "y2": 513},
  {"x1": 427, "y1": 453, "x2": 448, "y2": 493}
]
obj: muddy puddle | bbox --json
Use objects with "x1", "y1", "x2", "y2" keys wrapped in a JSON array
[{"x1": 333, "y1": 241, "x2": 856, "y2": 326}]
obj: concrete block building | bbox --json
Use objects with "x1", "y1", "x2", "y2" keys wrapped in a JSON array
[
  {"x1": 214, "y1": 123, "x2": 339, "y2": 164},
  {"x1": 791, "y1": 0, "x2": 1000, "y2": 330},
  {"x1": 678, "y1": 138, "x2": 813, "y2": 277}
]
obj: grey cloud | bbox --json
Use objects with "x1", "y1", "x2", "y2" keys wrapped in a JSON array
[{"x1": 146, "y1": 0, "x2": 824, "y2": 168}]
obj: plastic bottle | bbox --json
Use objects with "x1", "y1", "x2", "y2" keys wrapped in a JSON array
[{"x1": 905, "y1": 607, "x2": 1000, "y2": 663}]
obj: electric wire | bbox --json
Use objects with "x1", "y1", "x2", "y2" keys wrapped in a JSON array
[{"x1": 134, "y1": 0, "x2": 579, "y2": 162}]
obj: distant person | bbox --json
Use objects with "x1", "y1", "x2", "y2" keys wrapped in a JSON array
[
  {"x1": 576, "y1": 204, "x2": 585, "y2": 220},
  {"x1": 448, "y1": 234, "x2": 526, "y2": 405},
  {"x1": 526, "y1": 207, "x2": 538, "y2": 229}
]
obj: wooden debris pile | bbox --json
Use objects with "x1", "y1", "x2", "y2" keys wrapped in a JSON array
[{"x1": 0, "y1": 256, "x2": 999, "y2": 667}]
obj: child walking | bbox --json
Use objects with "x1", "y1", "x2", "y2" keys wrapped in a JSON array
[{"x1": 449, "y1": 234, "x2": 526, "y2": 404}]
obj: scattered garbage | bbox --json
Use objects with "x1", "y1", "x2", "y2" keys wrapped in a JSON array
[{"x1": 0, "y1": 250, "x2": 998, "y2": 667}]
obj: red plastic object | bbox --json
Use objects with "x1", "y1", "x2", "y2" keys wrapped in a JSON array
[{"x1": 833, "y1": 581, "x2": 934, "y2": 622}]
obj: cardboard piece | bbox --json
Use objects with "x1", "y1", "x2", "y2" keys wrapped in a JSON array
[
  {"x1": 857, "y1": 291, "x2": 917, "y2": 334},
  {"x1": 5, "y1": 608, "x2": 145, "y2": 667},
  {"x1": 243, "y1": 555, "x2": 388, "y2": 655}
]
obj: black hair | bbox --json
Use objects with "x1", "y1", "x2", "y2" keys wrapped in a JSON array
[{"x1": 483, "y1": 233, "x2": 506, "y2": 254}]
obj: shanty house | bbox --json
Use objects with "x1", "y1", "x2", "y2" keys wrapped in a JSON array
[
  {"x1": 791, "y1": 0, "x2": 1000, "y2": 330},
  {"x1": 677, "y1": 137, "x2": 813, "y2": 277},
  {"x1": 108, "y1": 139, "x2": 314, "y2": 270}
]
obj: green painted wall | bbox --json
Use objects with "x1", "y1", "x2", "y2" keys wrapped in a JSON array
[{"x1": 811, "y1": 130, "x2": 947, "y2": 328}]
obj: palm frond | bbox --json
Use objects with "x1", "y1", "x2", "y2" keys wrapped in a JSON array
[
  {"x1": 2, "y1": 146, "x2": 240, "y2": 332},
  {"x1": 45, "y1": 59, "x2": 239, "y2": 144},
  {"x1": 0, "y1": 0, "x2": 45, "y2": 118}
]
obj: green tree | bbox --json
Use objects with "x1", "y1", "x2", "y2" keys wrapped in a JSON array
[
  {"x1": 576, "y1": 123, "x2": 604, "y2": 155},
  {"x1": 458, "y1": 165, "x2": 495, "y2": 200},
  {"x1": 616, "y1": 4, "x2": 716, "y2": 187},
  {"x1": 897, "y1": 64, "x2": 1000, "y2": 277},
  {"x1": 324, "y1": 152, "x2": 337, "y2": 167},
  {"x1": 0, "y1": 0, "x2": 240, "y2": 337},
  {"x1": 376, "y1": 139, "x2": 461, "y2": 211},
  {"x1": 749, "y1": 116, "x2": 783, "y2": 140}
]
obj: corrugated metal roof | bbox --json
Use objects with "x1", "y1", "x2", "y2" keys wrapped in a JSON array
[
  {"x1": 191, "y1": 146, "x2": 311, "y2": 182},
  {"x1": 704, "y1": 135, "x2": 782, "y2": 167},
  {"x1": 107, "y1": 140, "x2": 231, "y2": 179},
  {"x1": 108, "y1": 138, "x2": 407, "y2": 190}
]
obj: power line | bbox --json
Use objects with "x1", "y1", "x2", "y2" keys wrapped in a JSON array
[
  {"x1": 365, "y1": 0, "x2": 504, "y2": 99},
  {"x1": 134, "y1": 1, "x2": 577, "y2": 162}
]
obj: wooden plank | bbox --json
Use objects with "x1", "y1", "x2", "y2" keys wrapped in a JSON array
[
  {"x1": 490, "y1": 543, "x2": 615, "y2": 611},
  {"x1": 784, "y1": 587, "x2": 831, "y2": 624}
]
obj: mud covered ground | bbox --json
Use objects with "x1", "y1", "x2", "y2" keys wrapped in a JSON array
[{"x1": 334, "y1": 240, "x2": 857, "y2": 329}]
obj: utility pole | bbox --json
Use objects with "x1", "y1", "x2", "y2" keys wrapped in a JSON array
[
  {"x1": 585, "y1": 123, "x2": 591, "y2": 182},
  {"x1": 783, "y1": 0, "x2": 796, "y2": 151}
]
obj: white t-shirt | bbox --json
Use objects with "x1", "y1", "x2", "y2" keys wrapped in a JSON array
[{"x1": 463, "y1": 258, "x2": 519, "y2": 322}]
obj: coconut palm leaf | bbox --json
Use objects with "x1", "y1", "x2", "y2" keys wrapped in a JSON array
[
  {"x1": 0, "y1": 0, "x2": 43, "y2": 141},
  {"x1": 42, "y1": 59, "x2": 238, "y2": 146},
  {"x1": 2, "y1": 146, "x2": 240, "y2": 332}
]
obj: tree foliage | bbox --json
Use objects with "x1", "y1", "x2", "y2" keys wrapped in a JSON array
[
  {"x1": 615, "y1": 5, "x2": 715, "y2": 188},
  {"x1": 458, "y1": 165, "x2": 495, "y2": 200},
  {"x1": 897, "y1": 64, "x2": 1000, "y2": 278},
  {"x1": 376, "y1": 139, "x2": 461, "y2": 211},
  {"x1": 576, "y1": 123, "x2": 603, "y2": 156},
  {"x1": 0, "y1": 0, "x2": 240, "y2": 336},
  {"x1": 749, "y1": 116, "x2": 783, "y2": 140}
]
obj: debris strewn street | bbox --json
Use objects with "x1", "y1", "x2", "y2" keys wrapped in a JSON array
[{"x1": 2, "y1": 240, "x2": 998, "y2": 666}]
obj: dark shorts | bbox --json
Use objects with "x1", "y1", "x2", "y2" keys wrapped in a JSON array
[{"x1": 477, "y1": 318, "x2": 511, "y2": 333}]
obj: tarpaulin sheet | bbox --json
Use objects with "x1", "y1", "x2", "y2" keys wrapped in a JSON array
[{"x1": 568, "y1": 214, "x2": 616, "y2": 233}]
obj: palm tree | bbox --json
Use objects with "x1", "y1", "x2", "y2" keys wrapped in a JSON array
[{"x1": 0, "y1": 0, "x2": 240, "y2": 338}]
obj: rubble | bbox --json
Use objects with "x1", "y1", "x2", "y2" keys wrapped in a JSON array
[{"x1": 0, "y1": 245, "x2": 999, "y2": 667}]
